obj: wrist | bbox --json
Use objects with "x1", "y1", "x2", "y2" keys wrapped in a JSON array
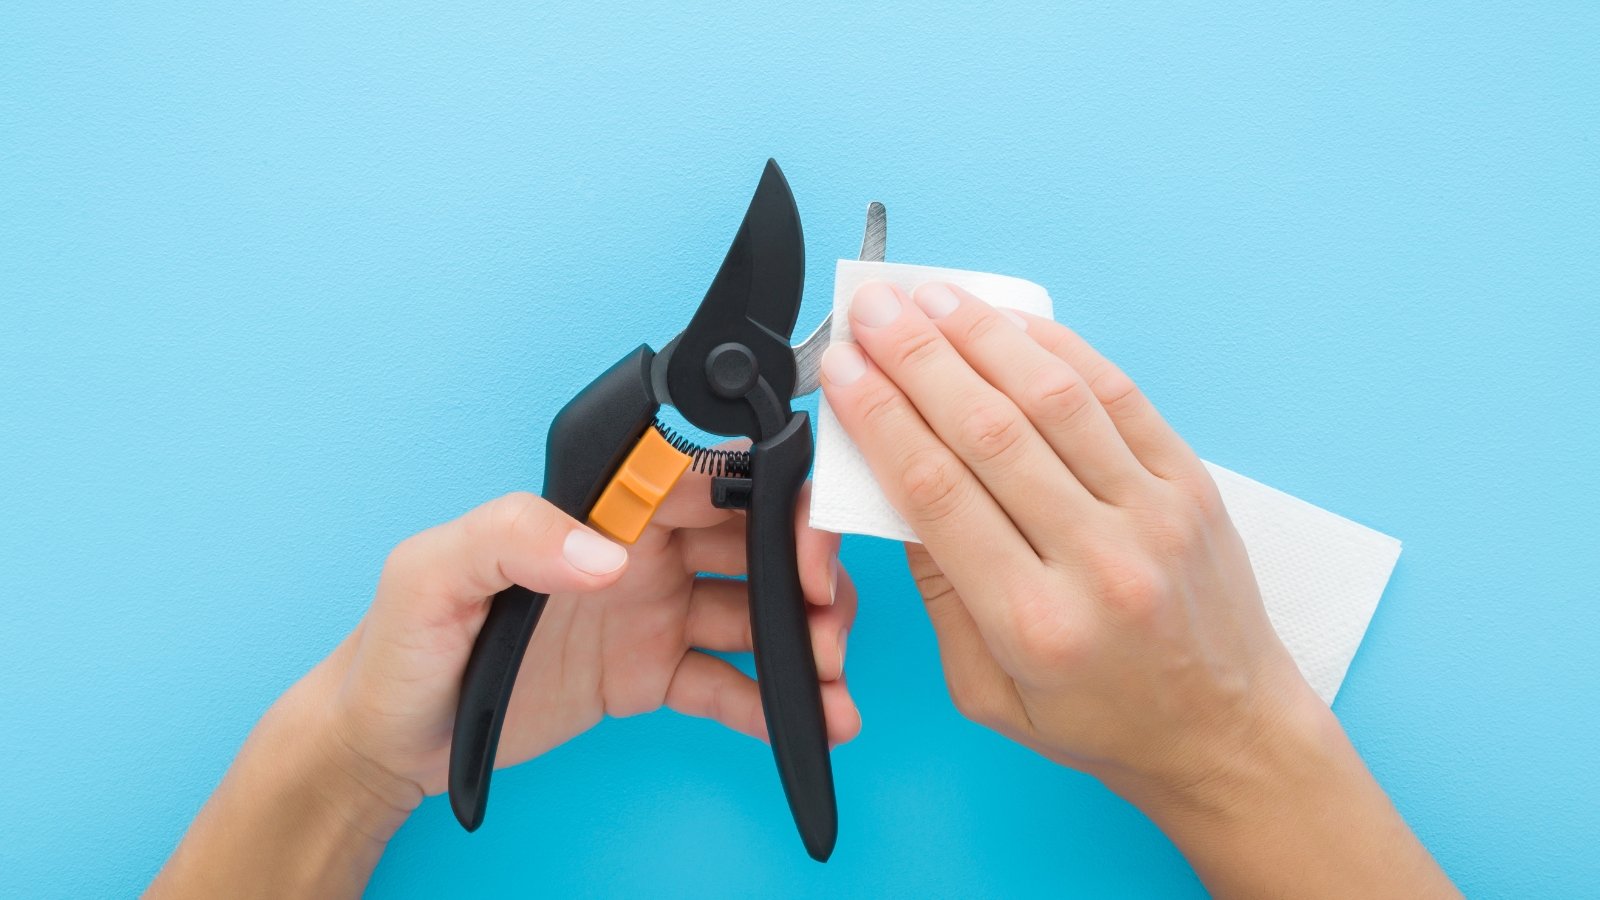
[
  {"x1": 1100, "y1": 660, "x2": 1337, "y2": 826},
  {"x1": 149, "y1": 662, "x2": 420, "y2": 898},
  {"x1": 1103, "y1": 668, "x2": 1458, "y2": 898},
  {"x1": 235, "y1": 664, "x2": 417, "y2": 892},
  {"x1": 276, "y1": 660, "x2": 422, "y2": 846}
]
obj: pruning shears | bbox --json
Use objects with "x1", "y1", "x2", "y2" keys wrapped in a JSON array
[{"x1": 448, "y1": 159, "x2": 886, "y2": 862}]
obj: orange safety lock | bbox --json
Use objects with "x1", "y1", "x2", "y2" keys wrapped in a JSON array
[{"x1": 587, "y1": 426, "x2": 694, "y2": 543}]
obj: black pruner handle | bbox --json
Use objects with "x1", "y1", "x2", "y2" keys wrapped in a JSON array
[
  {"x1": 449, "y1": 346, "x2": 659, "y2": 832},
  {"x1": 745, "y1": 411, "x2": 837, "y2": 861}
]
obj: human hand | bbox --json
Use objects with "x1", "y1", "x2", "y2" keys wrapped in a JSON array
[
  {"x1": 819, "y1": 280, "x2": 1308, "y2": 797},
  {"x1": 322, "y1": 471, "x2": 861, "y2": 812},
  {"x1": 818, "y1": 281, "x2": 1455, "y2": 898},
  {"x1": 151, "y1": 469, "x2": 859, "y2": 898}
]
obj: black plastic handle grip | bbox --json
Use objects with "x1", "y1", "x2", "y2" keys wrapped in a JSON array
[
  {"x1": 746, "y1": 411, "x2": 837, "y2": 861},
  {"x1": 449, "y1": 346, "x2": 659, "y2": 831}
]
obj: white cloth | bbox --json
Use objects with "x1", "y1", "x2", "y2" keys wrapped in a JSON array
[{"x1": 811, "y1": 259, "x2": 1401, "y2": 704}]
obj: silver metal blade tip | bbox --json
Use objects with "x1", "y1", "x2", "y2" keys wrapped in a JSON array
[
  {"x1": 859, "y1": 201, "x2": 886, "y2": 263},
  {"x1": 791, "y1": 201, "x2": 888, "y2": 398}
]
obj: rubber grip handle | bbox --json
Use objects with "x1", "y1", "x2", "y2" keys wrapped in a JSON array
[
  {"x1": 746, "y1": 411, "x2": 837, "y2": 861},
  {"x1": 449, "y1": 346, "x2": 658, "y2": 831}
]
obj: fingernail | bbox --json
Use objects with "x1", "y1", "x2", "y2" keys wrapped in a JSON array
[
  {"x1": 913, "y1": 283, "x2": 960, "y2": 319},
  {"x1": 828, "y1": 557, "x2": 840, "y2": 605},
  {"x1": 1001, "y1": 309, "x2": 1028, "y2": 330},
  {"x1": 837, "y1": 628, "x2": 849, "y2": 673},
  {"x1": 821, "y1": 343, "x2": 867, "y2": 386},
  {"x1": 562, "y1": 530, "x2": 627, "y2": 575},
  {"x1": 851, "y1": 281, "x2": 902, "y2": 328}
]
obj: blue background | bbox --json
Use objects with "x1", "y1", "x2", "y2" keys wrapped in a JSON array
[{"x1": 3, "y1": 2, "x2": 1596, "y2": 896}]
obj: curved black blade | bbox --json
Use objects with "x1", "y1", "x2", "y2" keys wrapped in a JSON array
[{"x1": 666, "y1": 159, "x2": 805, "y2": 439}]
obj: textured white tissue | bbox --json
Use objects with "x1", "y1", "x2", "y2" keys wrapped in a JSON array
[{"x1": 811, "y1": 259, "x2": 1401, "y2": 704}]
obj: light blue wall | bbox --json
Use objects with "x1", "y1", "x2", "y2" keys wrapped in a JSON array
[{"x1": 3, "y1": 2, "x2": 1596, "y2": 896}]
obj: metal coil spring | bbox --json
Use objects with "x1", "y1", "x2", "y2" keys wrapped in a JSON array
[{"x1": 654, "y1": 422, "x2": 752, "y2": 478}]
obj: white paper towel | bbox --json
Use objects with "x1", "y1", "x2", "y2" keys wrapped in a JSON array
[{"x1": 811, "y1": 259, "x2": 1401, "y2": 704}]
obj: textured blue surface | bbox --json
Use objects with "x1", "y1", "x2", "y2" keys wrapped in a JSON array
[{"x1": 3, "y1": 2, "x2": 1597, "y2": 896}]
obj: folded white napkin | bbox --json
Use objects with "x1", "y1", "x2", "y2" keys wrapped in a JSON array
[{"x1": 811, "y1": 259, "x2": 1401, "y2": 704}]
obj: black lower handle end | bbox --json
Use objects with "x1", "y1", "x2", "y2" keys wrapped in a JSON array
[
  {"x1": 449, "y1": 585, "x2": 549, "y2": 830},
  {"x1": 747, "y1": 412, "x2": 837, "y2": 861}
]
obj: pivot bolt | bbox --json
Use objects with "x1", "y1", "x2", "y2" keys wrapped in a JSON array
[{"x1": 706, "y1": 343, "x2": 759, "y2": 398}]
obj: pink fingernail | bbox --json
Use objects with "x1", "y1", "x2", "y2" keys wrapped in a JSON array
[
  {"x1": 562, "y1": 530, "x2": 627, "y2": 575},
  {"x1": 838, "y1": 628, "x2": 849, "y2": 673},
  {"x1": 851, "y1": 281, "x2": 902, "y2": 328},
  {"x1": 914, "y1": 283, "x2": 960, "y2": 319},
  {"x1": 1001, "y1": 309, "x2": 1028, "y2": 330},
  {"x1": 828, "y1": 557, "x2": 840, "y2": 605},
  {"x1": 821, "y1": 343, "x2": 867, "y2": 386}
]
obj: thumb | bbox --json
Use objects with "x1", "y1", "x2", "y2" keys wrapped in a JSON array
[
  {"x1": 331, "y1": 493, "x2": 629, "y2": 794},
  {"x1": 376, "y1": 492, "x2": 629, "y2": 630}
]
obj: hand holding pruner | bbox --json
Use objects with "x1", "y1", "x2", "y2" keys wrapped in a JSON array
[{"x1": 449, "y1": 160, "x2": 886, "y2": 861}]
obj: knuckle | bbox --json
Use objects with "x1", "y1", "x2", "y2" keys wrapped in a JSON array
[
  {"x1": 945, "y1": 679, "x2": 979, "y2": 719},
  {"x1": 484, "y1": 491, "x2": 539, "y2": 534},
  {"x1": 1022, "y1": 365, "x2": 1095, "y2": 429},
  {"x1": 889, "y1": 328, "x2": 946, "y2": 371},
  {"x1": 1181, "y1": 474, "x2": 1230, "y2": 524},
  {"x1": 1035, "y1": 327, "x2": 1073, "y2": 359},
  {"x1": 1011, "y1": 607, "x2": 1083, "y2": 673},
  {"x1": 854, "y1": 381, "x2": 907, "y2": 428},
  {"x1": 1003, "y1": 579, "x2": 1082, "y2": 670},
  {"x1": 948, "y1": 681, "x2": 1004, "y2": 729},
  {"x1": 955, "y1": 398, "x2": 1028, "y2": 465},
  {"x1": 1090, "y1": 552, "x2": 1167, "y2": 621},
  {"x1": 381, "y1": 529, "x2": 458, "y2": 601},
  {"x1": 1087, "y1": 366, "x2": 1143, "y2": 416},
  {"x1": 913, "y1": 566, "x2": 959, "y2": 606},
  {"x1": 898, "y1": 449, "x2": 970, "y2": 521},
  {"x1": 381, "y1": 532, "x2": 427, "y2": 581},
  {"x1": 496, "y1": 492, "x2": 562, "y2": 548},
  {"x1": 954, "y1": 309, "x2": 1007, "y2": 346}
]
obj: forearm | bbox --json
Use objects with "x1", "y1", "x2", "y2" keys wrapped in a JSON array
[
  {"x1": 1125, "y1": 686, "x2": 1457, "y2": 900},
  {"x1": 147, "y1": 660, "x2": 416, "y2": 899}
]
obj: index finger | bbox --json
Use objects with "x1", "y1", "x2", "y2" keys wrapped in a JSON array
[
  {"x1": 651, "y1": 470, "x2": 738, "y2": 531},
  {"x1": 653, "y1": 439, "x2": 840, "y2": 608}
]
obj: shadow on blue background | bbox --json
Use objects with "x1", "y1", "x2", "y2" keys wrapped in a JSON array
[{"x1": 3, "y1": 1, "x2": 1596, "y2": 896}]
